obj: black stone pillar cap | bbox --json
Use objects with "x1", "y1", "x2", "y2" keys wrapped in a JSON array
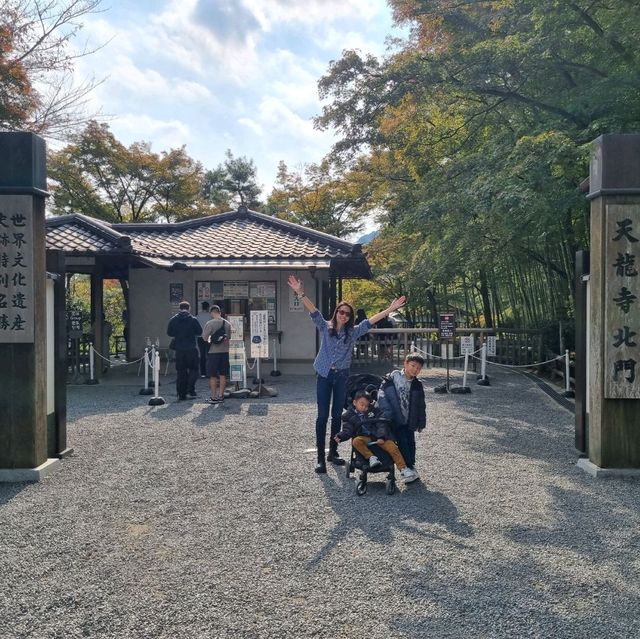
[
  {"x1": 588, "y1": 133, "x2": 640, "y2": 200},
  {"x1": 0, "y1": 132, "x2": 48, "y2": 196}
]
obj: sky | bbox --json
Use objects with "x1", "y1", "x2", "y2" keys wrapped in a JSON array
[{"x1": 72, "y1": 0, "x2": 407, "y2": 202}]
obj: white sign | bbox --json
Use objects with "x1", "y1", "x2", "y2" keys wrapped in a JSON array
[
  {"x1": 0, "y1": 196, "x2": 35, "y2": 343},
  {"x1": 250, "y1": 310, "x2": 269, "y2": 358},
  {"x1": 250, "y1": 282, "x2": 276, "y2": 298},
  {"x1": 229, "y1": 339, "x2": 245, "y2": 382},
  {"x1": 228, "y1": 315, "x2": 244, "y2": 340},
  {"x1": 223, "y1": 280, "x2": 249, "y2": 298},
  {"x1": 460, "y1": 335, "x2": 474, "y2": 355},
  {"x1": 289, "y1": 287, "x2": 304, "y2": 312},
  {"x1": 486, "y1": 336, "x2": 497, "y2": 357}
]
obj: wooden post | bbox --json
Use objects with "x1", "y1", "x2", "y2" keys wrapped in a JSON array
[
  {"x1": 0, "y1": 133, "x2": 60, "y2": 481},
  {"x1": 580, "y1": 135, "x2": 640, "y2": 475}
]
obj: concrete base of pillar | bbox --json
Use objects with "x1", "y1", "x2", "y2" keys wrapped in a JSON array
[
  {"x1": 0, "y1": 458, "x2": 61, "y2": 483},
  {"x1": 577, "y1": 457, "x2": 640, "y2": 478}
]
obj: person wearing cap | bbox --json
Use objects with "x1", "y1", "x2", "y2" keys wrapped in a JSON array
[{"x1": 202, "y1": 305, "x2": 232, "y2": 403}]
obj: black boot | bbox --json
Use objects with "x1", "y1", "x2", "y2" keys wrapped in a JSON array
[
  {"x1": 314, "y1": 461, "x2": 327, "y2": 474},
  {"x1": 327, "y1": 442, "x2": 346, "y2": 466}
]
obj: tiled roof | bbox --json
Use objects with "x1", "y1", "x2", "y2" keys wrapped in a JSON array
[{"x1": 45, "y1": 208, "x2": 370, "y2": 277}]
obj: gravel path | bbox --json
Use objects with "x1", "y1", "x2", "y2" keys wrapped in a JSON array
[{"x1": 1, "y1": 367, "x2": 639, "y2": 639}]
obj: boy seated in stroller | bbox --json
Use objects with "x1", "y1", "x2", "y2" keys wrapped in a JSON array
[{"x1": 334, "y1": 390, "x2": 418, "y2": 483}]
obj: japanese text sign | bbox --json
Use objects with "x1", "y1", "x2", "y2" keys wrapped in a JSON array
[
  {"x1": 605, "y1": 204, "x2": 640, "y2": 398},
  {"x1": 439, "y1": 313, "x2": 455, "y2": 340},
  {"x1": 0, "y1": 196, "x2": 34, "y2": 343}
]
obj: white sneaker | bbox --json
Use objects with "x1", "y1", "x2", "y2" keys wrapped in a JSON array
[
  {"x1": 368, "y1": 455, "x2": 381, "y2": 469},
  {"x1": 400, "y1": 468, "x2": 418, "y2": 483}
]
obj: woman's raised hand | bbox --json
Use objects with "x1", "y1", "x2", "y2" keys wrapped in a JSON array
[
  {"x1": 287, "y1": 275, "x2": 303, "y2": 293},
  {"x1": 390, "y1": 295, "x2": 406, "y2": 312}
]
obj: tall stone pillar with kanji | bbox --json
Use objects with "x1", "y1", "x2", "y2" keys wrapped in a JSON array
[
  {"x1": 0, "y1": 132, "x2": 60, "y2": 481},
  {"x1": 581, "y1": 134, "x2": 640, "y2": 476}
]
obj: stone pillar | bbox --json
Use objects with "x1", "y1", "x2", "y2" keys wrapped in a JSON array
[
  {"x1": 0, "y1": 132, "x2": 60, "y2": 481},
  {"x1": 579, "y1": 134, "x2": 640, "y2": 477}
]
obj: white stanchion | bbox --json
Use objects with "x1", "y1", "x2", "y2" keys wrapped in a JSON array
[
  {"x1": 477, "y1": 343, "x2": 491, "y2": 386},
  {"x1": 148, "y1": 352, "x2": 165, "y2": 405},
  {"x1": 270, "y1": 338, "x2": 281, "y2": 376},
  {"x1": 139, "y1": 347, "x2": 153, "y2": 395},
  {"x1": 86, "y1": 343, "x2": 99, "y2": 384},
  {"x1": 463, "y1": 353, "x2": 469, "y2": 387},
  {"x1": 562, "y1": 349, "x2": 575, "y2": 398}
]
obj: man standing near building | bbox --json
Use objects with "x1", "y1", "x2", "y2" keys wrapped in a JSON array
[
  {"x1": 196, "y1": 301, "x2": 211, "y2": 377},
  {"x1": 202, "y1": 305, "x2": 231, "y2": 404},
  {"x1": 167, "y1": 301, "x2": 202, "y2": 401}
]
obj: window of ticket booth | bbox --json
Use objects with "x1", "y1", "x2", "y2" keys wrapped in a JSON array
[{"x1": 195, "y1": 280, "x2": 277, "y2": 330}]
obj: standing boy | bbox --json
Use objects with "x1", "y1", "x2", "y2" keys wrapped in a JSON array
[{"x1": 377, "y1": 353, "x2": 426, "y2": 476}]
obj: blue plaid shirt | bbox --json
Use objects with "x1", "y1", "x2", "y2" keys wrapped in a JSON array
[{"x1": 309, "y1": 310, "x2": 372, "y2": 377}]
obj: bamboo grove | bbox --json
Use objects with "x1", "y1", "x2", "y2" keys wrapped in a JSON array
[{"x1": 314, "y1": 0, "x2": 640, "y2": 346}]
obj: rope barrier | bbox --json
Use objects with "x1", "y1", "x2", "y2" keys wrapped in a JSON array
[
  {"x1": 412, "y1": 342, "x2": 563, "y2": 370},
  {"x1": 412, "y1": 344, "x2": 483, "y2": 360},
  {"x1": 469, "y1": 353, "x2": 563, "y2": 369},
  {"x1": 90, "y1": 345, "x2": 147, "y2": 367}
]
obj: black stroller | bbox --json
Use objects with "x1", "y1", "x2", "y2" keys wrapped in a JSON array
[{"x1": 344, "y1": 374, "x2": 397, "y2": 496}]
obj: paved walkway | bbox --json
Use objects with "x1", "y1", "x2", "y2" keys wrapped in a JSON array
[{"x1": 1, "y1": 367, "x2": 638, "y2": 638}]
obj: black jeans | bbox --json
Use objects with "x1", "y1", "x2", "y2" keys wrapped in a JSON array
[
  {"x1": 315, "y1": 369, "x2": 349, "y2": 462},
  {"x1": 197, "y1": 338, "x2": 208, "y2": 376},
  {"x1": 395, "y1": 426, "x2": 416, "y2": 469},
  {"x1": 175, "y1": 348, "x2": 199, "y2": 398}
]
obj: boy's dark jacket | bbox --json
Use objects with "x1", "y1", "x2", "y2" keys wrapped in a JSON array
[
  {"x1": 377, "y1": 372, "x2": 426, "y2": 432},
  {"x1": 167, "y1": 311, "x2": 202, "y2": 351},
  {"x1": 336, "y1": 405, "x2": 394, "y2": 441}
]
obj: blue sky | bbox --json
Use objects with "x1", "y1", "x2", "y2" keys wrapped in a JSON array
[{"x1": 73, "y1": 0, "x2": 406, "y2": 200}]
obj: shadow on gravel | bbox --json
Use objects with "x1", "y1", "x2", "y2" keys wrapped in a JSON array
[
  {"x1": 389, "y1": 550, "x2": 639, "y2": 638},
  {"x1": 308, "y1": 474, "x2": 473, "y2": 568},
  {"x1": 0, "y1": 483, "x2": 29, "y2": 506}
]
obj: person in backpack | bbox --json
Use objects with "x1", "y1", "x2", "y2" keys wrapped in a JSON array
[
  {"x1": 334, "y1": 391, "x2": 418, "y2": 483},
  {"x1": 166, "y1": 301, "x2": 202, "y2": 401},
  {"x1": 377, "y1": 353, "x2": 426, "y2": 477},
  {"x1": 201, "y1": 305, "x2": 232, "y2": 404}
]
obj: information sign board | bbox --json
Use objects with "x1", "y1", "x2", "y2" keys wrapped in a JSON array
[
  {"x1": 460, "y1": 335, "x2": 474, "y2": 355},
  {"x1": 439, "y1": 313, "x2": 455, "y2": 340},
  {"x1": 486, "y1": 336, "x2": 497, "y2": 357},
  {"x1": 250, "y1": 310, "x2": 269, "y2": 358},
  {"x1": 229, "y1": 339, "x2": 245, "y2": 382}
]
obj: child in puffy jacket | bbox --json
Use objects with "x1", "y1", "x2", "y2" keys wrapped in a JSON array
[{"x1": 334, "y1": 391, "x2": 418, "y2": 483}]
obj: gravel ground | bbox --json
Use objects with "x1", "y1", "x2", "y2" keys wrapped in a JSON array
[{"x1": 1, "y1": 366, "x2": 639, "y2": 639}]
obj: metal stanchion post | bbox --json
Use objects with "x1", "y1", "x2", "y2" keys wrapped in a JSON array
[
  {"x1": 85, "y1": 343, "x2": 98, "y2": 385},
  {"x1": 139, "y1": 347, "x2": 153, "y2": 395},
  {"x1": 562, "y1": 349, "x2": 575, "y2": 398},
  {"x1": 148, "y1": 352, "x2": 165, "y2": 406},
  {"x1": 477, "y1": 343, "x2": 491, "y2": 386},
  {"x1": 270, "y1": 338, "x2": 281, "y2": 376}
]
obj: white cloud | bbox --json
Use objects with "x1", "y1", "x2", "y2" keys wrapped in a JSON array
[
  {"x1": 110, "y1": 114, "x2": 192, "y2": 151},
  {"x1": 238, "y1": 117, "x2": 264, "y2": 137}
]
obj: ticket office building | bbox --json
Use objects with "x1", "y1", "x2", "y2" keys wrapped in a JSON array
[{"x1": 46, "y1": 207, "x2": 371, "y2": 373}]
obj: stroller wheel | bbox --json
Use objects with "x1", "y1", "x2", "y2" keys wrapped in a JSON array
[
  {"x1": 356, "y1": 481, "x2": 367, "y2": 496},
  {"x1": 385, "y1": 479, "x2": 396, "y2": 495},
  {"x1": 346, "y1": 463, "x2": 352, "y2": 478}
]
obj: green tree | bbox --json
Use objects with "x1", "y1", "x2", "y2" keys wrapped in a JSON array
[
  {"x1": 49, "y1": 121, "x2": 209, "y2": 222},
  {"x1": 0, "y1": 0, "x2": 103, "y2": 137},
  {"x1": 266, "y1": 160, "x2": 370, "y2": 237},
  {"x1": 202, "y1": 149, "x2": 262, "y2": 211}
]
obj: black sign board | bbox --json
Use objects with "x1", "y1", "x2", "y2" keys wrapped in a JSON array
[
  {"x1": 67, "y1": 310, "x2": 83, "y2": 338},
  {"x1": 439, "y1": 313, "x2": 455, "y2": 340}
]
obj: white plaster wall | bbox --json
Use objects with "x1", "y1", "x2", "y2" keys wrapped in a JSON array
[{"x1": 128, "y1": 267, "x2": 328, "y2": 366}]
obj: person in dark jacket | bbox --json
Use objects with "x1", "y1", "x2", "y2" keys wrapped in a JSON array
[
  {"x1": 377, "y1": 353, "x2": 426, "y2": 476},
  {"x1": 167, "y1": 301, "x2": 202, "y2": 401},
  {"x1": 335, "y1": 391, "x2": 417, "y2": 482}
]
